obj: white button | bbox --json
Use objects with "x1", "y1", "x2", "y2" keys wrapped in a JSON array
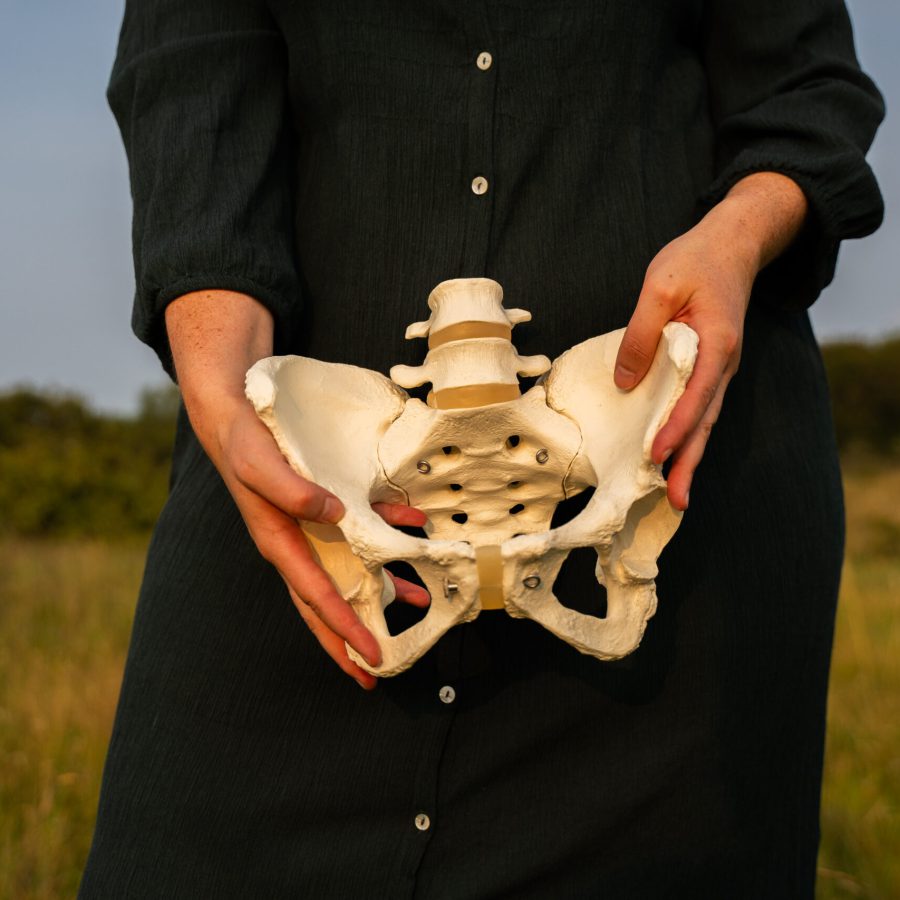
[
  {"x1": 471, "y1": 176, "x2": 489, "y2": 195},
  {"x1": 439, "y1": 685, "x2": 456, "y2": 704},
  {"x1": 415, "y1": 812, "x2": 431, "y2": 831},
  {"x1": 476, "y1": 51, "x2": 493, "y2": 71}
]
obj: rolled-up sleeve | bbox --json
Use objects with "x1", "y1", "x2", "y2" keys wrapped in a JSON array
[
  {"x1": 107, "y1": 0, "x2": 301, "y2": 377},
  {"x1": 698, "y1": 0, "x2": 886, "y2": 310}
]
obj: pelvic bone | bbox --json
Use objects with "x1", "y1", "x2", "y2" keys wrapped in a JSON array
[{"x1": 246, "y1": 278, "x2": 698, "y2": 675}]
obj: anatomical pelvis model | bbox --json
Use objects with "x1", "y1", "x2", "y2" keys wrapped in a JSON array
[{"x1": 246, "y1": 278, "x2": 698, "y2": 676}]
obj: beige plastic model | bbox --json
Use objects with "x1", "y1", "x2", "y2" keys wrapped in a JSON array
[{"x1": 246, "y1": 278, "x2": 698, "y2": 676}]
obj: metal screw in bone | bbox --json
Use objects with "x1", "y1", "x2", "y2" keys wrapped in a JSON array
[
  {"x1": 443, "y1": 580, "x2": 459, "y2": 600},
  {"x1": 523, "y1": 575, "x2": 541, "y2": 589},
  {"x1": 536, "y1": 449, "x2": 549, "y2": 464},
  {"x1": 417, "y1": 460, "x2": 431, "y2": 473}
]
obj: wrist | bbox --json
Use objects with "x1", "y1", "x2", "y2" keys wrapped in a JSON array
[
  {"x1": 167, "y1": 289, "x2": 273, "y2": 377},
  {"x1": 709, "y1": 172, "x2": 809, "y2": 275},
  {"x1": 165, "y1": 289, "x2": 275, "y2": 445},
  {"x1": 700, "y1": 195, "x2": 768, "y2": 279}
]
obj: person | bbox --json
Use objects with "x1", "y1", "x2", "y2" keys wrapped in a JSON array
[{"x1": 79, "y1": 1, "x2": 884, "y2": 897}]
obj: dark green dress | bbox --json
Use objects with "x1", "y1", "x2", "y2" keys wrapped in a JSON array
[{"x1": 80, "y1": 1, "x2": 884, "y2": 897}]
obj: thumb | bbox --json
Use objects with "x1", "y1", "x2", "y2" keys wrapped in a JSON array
[
  {"x1": 614, "y1": 287, "x2": 674, "y2": 390},
  {"x1": 230, "y1": 417, "x2": 346, "y2": 524}
]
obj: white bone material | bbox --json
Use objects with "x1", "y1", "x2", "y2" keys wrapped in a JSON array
[{"x1": 246, "y1": 278, "x2": 698, "y2": 675}]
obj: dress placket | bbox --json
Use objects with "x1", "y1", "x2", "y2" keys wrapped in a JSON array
[
  {"x1": 460, "y1": 6, "x2": 499, "y2": 276},
  {"x1": 397, "y1": 14, "x2": 501, "y2": 892},
  {"x1": 392, "y1": 626, "x2": 465, "y2": 894}
]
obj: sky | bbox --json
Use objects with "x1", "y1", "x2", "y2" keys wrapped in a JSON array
[{"x1": 1, "y1": 0, "x2": 898, "y2": 414}]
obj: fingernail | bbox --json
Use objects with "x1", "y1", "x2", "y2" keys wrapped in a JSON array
[
  {"x1": 615, "y1": 364, "x2": 635, "y2": 387},
  {"x1": 356, "y1": 677, "x2": 376, "y2": 691},
  {"x1": 323, "y1": 496, "x2": 344, "y2": 523},
  {"x1": 683, "y1": 490, "x2": 690, "y2": 509},
  {"x1": 659, "y1": 447, "x2": 673, "y2": 464}
]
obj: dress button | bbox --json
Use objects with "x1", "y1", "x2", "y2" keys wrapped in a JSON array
[
  {"x1": 439, "y1": 685, "x2": 456, "y2": 704},
  {"x1": 471, "y1": 175, "x2": 489, "y2": 195},
  {"x1": 476, "y1": 51, "x2": 493, "y2": 71},
  {"x1": 415, "y1": 812, "x2": 431, "y2": 831}
]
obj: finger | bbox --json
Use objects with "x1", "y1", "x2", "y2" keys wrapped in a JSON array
[
  {"x1": 230, "y1": 414, "x2": 345, "y2": 524},
  {"x1": 371, "y1": 501, "x2": 428, "y2": 528},
  {"x1": 288, "y1": 584, "x2": 378, "y2": 690},
  {"x1": 386, "y1": 571, "x2": 431, "y2": 607},
  {"x1": 615, "y1": 279, "x2": 681, "y2": 389},
  {"x1": 279, "y1": 541, "x2": 382, "y2": 667},
  {"x1": 665, "y1": 383, "x2": 727, "y2": 510},
  {"x1": 651, "y1": 333, "x2": 731, "y2": 464},
  {"x1": 246, "y1": 497, "x2": 381, "y2": 667}
]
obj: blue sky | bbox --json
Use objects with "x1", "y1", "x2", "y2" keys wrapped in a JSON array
[{"x1": 1, "y1": 0, "x2": 897, "y2": 413}]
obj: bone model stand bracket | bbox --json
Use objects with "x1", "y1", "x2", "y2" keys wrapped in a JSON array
[{"x1": 246, "y1": 278, "x2": 698, "y2": 676}]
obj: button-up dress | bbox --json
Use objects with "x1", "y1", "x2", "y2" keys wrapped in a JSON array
[{"x1": 80, "y1": 1, "x2": 884, "y2": 897}]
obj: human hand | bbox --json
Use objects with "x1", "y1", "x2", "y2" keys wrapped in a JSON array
[
  {"x1": 613, "y1": 172, "x2": 808, "y2": 510},
  {"x1": 166, "y1": 290, "x2": 429, "y2": 690},
  {"x1": 207, "y1": 400, "x2": 429, "y2": 691}
]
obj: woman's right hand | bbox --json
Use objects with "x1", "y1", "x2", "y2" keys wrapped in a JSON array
[{"x1": 165, "y1": 290, "x2": 429, "y2": 690}]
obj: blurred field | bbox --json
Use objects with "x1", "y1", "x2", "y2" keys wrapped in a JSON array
[
  {"x1": 0, "y1": 540, "x2": 144, "y2": 899},
  {"x1": 818, "y1": 462, "x2": 900, "y2": 899},
  {"x1": 0, "y1": 464, "x2": 898, "y2": 898}
]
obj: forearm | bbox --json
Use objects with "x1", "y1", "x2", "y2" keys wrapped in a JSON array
[
  {"x1": 165, "y1": 290, "x2": 274, "y2": 448},
  {"x1": 705, "y1": 171, "x2": 809, "y2": 275}
]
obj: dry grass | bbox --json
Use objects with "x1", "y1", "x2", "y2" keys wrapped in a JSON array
[
  {"x1": 0, "y1": 462, "x2": 897, "y2": 898},
  {"x1": 817, "y1": 460, "x2": 900, "y2": 900},
  {"x1": 818, "y1": 557, "x2": 900, "y2": 899},
  {"x1": 0, "y1": 540, "x2": 144, "y2": 899},
  {"x1": 843, "y1": 462, "x2": 900, "y2": 560}
]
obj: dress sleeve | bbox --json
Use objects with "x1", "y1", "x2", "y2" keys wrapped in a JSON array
[
  {"x1": 697, "y1": 0, "x2": 886, "y2": 310},
  {"x1": 107, "y1": 0, "x2": 301, "y2": 377}
]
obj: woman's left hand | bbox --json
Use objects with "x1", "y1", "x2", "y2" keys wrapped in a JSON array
[{"x1": 613, "y1": 172, "x2": 809, "y2": 510}]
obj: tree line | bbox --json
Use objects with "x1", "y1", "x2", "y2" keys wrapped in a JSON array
[
  {"x1": 0, "y1": 385, "x2": 179, "y2": 537},
  {"x1": 1, "y1": 336, "x2": 897, "y2": 538},
  {"x1": 821, "y1": 337, "x2": 900, "y2": 458}
]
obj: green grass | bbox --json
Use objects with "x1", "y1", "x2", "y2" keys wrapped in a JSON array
[{"x1": 0, "y1": 464, "x2": 898, "y2": 898}]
